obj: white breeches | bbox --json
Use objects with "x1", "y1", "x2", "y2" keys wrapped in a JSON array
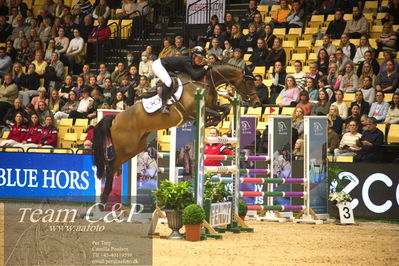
[{"x1": 152, "y1": 59, "x2": 172, "y2": 87}]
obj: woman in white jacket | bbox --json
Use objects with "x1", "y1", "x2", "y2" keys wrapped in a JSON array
[
  {"x1": 353, "y1": 34, "x2": 373, "y2": 65},
  {"x1": 65, "y1": 29, "x2": 84, "y2": 75}
]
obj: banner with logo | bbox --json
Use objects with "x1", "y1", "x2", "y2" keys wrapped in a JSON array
[
  {"x1": 305, "y1": 116, "x2": 328, "y2": 214},
  {"x1": 187, "y1": 0, "x2": 225, "y2": 24},
  {"x1": 176, "y1": 121, "x2": 196, "y2": 182}
]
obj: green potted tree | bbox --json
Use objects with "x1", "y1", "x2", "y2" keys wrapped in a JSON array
[
  {"x1": 327, "y1": 166, "x2": 352, "y2": 218},
  {"x1": 182, "y1": 204, "x2": 206, "y2": 241},
  {"x1": 238, "y1": 199, "x2": 248, "y2": 220},
  {"x1": 152, "y1": 180, "x2": 194, "y2": 239}
]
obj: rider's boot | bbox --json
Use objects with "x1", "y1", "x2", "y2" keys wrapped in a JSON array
[{"x1": 161, "y1": 84, "x2": 170, "y2": 114}]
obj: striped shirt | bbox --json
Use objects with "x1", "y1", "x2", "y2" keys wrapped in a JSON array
[
  {"x1": 293, "y1": 71, "x2": 306, "y2": 90},
  {"x1": 339, "y1": 132, "x2": 362, "y2": 148},
  {"x1": 77, "y1": 0, "x2": 93, "y2": 14}
]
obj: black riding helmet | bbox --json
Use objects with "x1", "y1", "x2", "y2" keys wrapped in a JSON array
[{"x1": 192, "y1": 46, "x2": 206, "y2": 58}]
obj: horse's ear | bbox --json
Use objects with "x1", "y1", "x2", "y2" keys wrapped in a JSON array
[{"x1": 243, "y1": 67, "x2": 255, "y2": 80}]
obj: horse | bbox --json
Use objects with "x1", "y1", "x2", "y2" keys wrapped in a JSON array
[{"x1": 93, "y1": 63, "x2": 260, "y2": 207}]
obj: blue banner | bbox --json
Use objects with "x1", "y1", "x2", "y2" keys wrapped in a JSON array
[{"x1": 0, "y1": 152, "x2": 97, "y2": 201}]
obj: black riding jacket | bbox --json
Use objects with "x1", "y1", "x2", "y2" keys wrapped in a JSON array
[{"x1": 160, "y1": 56, "x2": 206, "y2": 80}]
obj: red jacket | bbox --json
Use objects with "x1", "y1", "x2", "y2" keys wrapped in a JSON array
[
  {"x1": 7, "y1": 124, "x2": 28, "y2": 143},
  {"x1": 24, "y1": 124, "x2": 43, "y2": 144},
  {"x1": 89, "y1": 25, "x2": 111, "y2": 41},
  {"x1": 40, "y1": 125, "x2": 58, "y2": 147},
  {"x1": 204, "y1": 143, "x2": 234, "y2": 166},
  {"x1": 85, "y1": 128, "x2": 94, "y2": 141}
]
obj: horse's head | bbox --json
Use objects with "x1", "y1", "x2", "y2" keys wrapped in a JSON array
[{"x1": 235, "y1": 74, "x2": 261, "y2": 107}]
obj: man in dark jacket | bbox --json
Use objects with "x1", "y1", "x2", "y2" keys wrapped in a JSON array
[
  {"x1": 354, "y1": 117, "x2": 384, "y2": 162},
  {"x1": 4, "y1": 98, "x2": 29, "y2": 124},
  {"x1": 349, "y1": 90, "x2": 370, "y2": 116},
  {"x1": 0, "y1": 16, "x2": 12, "y2": 43},
  {"x1": 249, "y1": 38, "x2": 268, "y2": 69},
  {"x1": 326, "y1": 10, "x2": 347, "y2": 39},
  {"x1": 254, "y1": 75, "x2": 268, "y2": 108},
  {"x1": 241, "y1": 0, "x2": 260, "y2": 28}
]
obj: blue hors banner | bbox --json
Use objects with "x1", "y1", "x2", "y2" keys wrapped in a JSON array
[{"x1": 0, "y1": 152, "x2": 97, "y2": 201}]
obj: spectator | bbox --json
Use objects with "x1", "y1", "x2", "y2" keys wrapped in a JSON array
[
  {"x1": 207, "y1": 54, "x2": 218, "y2": 64},
  {"x1": 240, "y1": 23, "x2": 258, "y2": 53},
  {"x1": 222, "y1": 39, "x2": 234, "y2": 62},
  {"x1": 223, "y1": 12, "x2": 235, "y2": 31},
  {"x1": 334, "y1": 120, "x2": 362, "y2": 158},
  {"x1": 72, "y1": 6, "x2": 85, "y2": 25},
  {"x1": 327, "y1": 119, "x2": 340, "y2": 155},
  {"x1": 32, "y1": 50, "x2": 48, "y2": 76},
  {"x1": 59, "y1": 75, "x2": 74, "y2": 99},
  {"x1": 270, "y1": 0, "x2": 290, "y2": 28},
  {"x1": 54, "y1": 28, "x2": 70, "y2": 55},
  {"x1": 14, "y1": 0, "x2": 28, "y2": 17},
  {"x1": 326, "y1": 10, "x2": 347, "y2": 39},
  {"x1": 339, "y1": 33, "x2": 356, "y2": 60},
  {"x1": 205, "y1": 15, "x2": 219, "y2": 39},
  {"x1": 13, "y1": 30, "x2": 25, "y2": 50},
  {"x1": 376, "y1": 22, "x2": 398, "y2": 54},
  {"x1": 354, "y1": 117, "x2": 384, "y2": 162},
  {"x1": 3, "y1": 98, "x2": 28, "y2": 124},
  {"x1": 55, "y1": 1, "x2": 66, "y2": 18},
  {"x1": 350, "y1": 90, "x2": 370, "y2": 116},
  {"x1": 292, "y1": 60, "x2": 306, "y2": 90},
  {"x1": 204, "y1": 127, "x2": 234, "y2": 166},
  {"x1": 269, "y1": 61, "x2": 286, "y2": 103},
  {"x1": 360, "y1": 76, "x2": 376, "y2": 105},
  {"x1": 262, "y1": 24, "x2": 276, "y2": 50},
  {"x1": 0, "y1": 0, "x2": 8, "y2": 17},
  {"x1": 158, "y1": 37, "x2": 174, "y2": 58},
  {"x1": 139, "y1": 51, "x2": 154, "y2": 79},
  {"x1": 127, "y1": 65, "x2": 140, "y2": 89},
  {"x1": 277, "y1": 76, "x2": 300, "y2": 107},
  {"x1": 265, "y1": 38, "x2": 286, "y2": 68},
  {"x1": 87, "y1": 16, "x2": 111, "y2": 62},
  {"x1": 10, "y1": 16, "x2": 24, "y2": 41},
  {"x1": 253, "y1": 13, "x2": 266, "y2": 35},
  {"x1": 293, "y1": 138, "x2": 304, "y2": 159},
  {"x1": 357, "y1": 50, "x2": 380, "y2": 76},
  {"x1": 91, "y1": 89, "x2": 104, "y2": 110},
  {"x1": 353, "y1": 35, "x2": 373, "y2": 65},
  {"x1": 316, "y1": 48, "x2": 329, "y2": 76},
  {"x1": 87, "y1": 75, "x2": 99, "y2": 93},
  {"x1": 0, "y1": 74, "x2": 18, "y2": 125},
  {"x1": 0, "y1": 112, "x2": 27, "y2": 147},
  {"x1": 249, "y1": 38, "x2": 267, "y2": 69},
  {"x1": 44, "y1": 39, "x2": 56, "y2": 62},
  {"x1": 111, "y1": 62, "x2": 129, "y2": 85},
  {"x1": 101, "y1": 77, "x2": 113, "y2": 103},
  {"x1": 69, "y1": 87, "x2": 93, "y2": 119},
  {"x1": 43, "y1": 0, "x2": 56, "y2": 16},
  {"x1": 207, "y1": 38, "x2": 223, "y2": 57},
  {"x1": 208, "y1": 24, "x2": 225, "y2": 47},
  {"x1": 72, "y1": 75, "x2": 88, "y2": 97},
  {"x1": 37, "y1": 8, "x2": 54, "y2": 26},
  {"x1": 307, "y1": 62, "x2": 321, "y2": 83},
  {"x1": 19, "y1": 64, "x2": 40, "y2": 107},
  {"x1": 37, "y1": 100, "x2": 53, "y2": 126},
  {"x1": 332, "y1": 90, "x2": 348, "y2": 119},
  {"x1": 254, "y1": 74, "x2": 268, "y2": 106},
  {"x1": 133, "y1": 75, "x2": 150, "y2": 102},
  {"x1": 376, "y1": 60, "x2": 399, "y2": 93},
  {"x1": 0, "y1": 16, "x2": 12, "y2": 42},
  {"x1": 340, "y1": 63, "x2": 358, "y2": 93},
  {"x1": 38, "y1": 115, "x2": 58, "y2": 147},
  {"x1": 228, "y1": 48, "x2": 246, "y2": 70},
  {"x1": 384, "y1": 93, "x2": 399, "y2": 125},
  {"x1": 317, "y1": 34, "x2": 337, "y2": 56},
  {"x1": 315, "y1": 0, "x2": 338, "y2": 15},
  {"x1": 96, "y1": 63, "x2": 110, "y2": 88},
  {"x1": 378, "y1": 51, "x2": 398, "y2": 74},
  {"x1": 125, "y1": 52, "x2": 137, "y2": 69},
  {"x1": 328, "y1": 105, "x2": 344, "y2": 135},
  {"x1": 229, "y1": 24, "x2": 242, "y2": 49},
  {"x1": 63, "y1": 15, "x2": 78, "y2": 40},
  {"x1": 286, "y1": 1, "x2": 304, "y2": 30},
  {"x1": 65, "y1": 28, "x2": 85, "y2": 75},
  {"x1": 24, "y1": 17, "x2": 39, "y2": 37},
  {"x1": 78, "y1": 15, "x2": 94, "y2": 41},
  {"x1": 335, "y1": 48, "x2": 354, "y2": 74},
  {"x1": 116, "y1": 0, "x2": 134, "y2": 19},
  {"x1": 327, "y1": 62, "x2": 342, "y2": 89},
  {"x1": 311, "y1": 89, "x2": 330, "y2": 115},
  {"x1": 111, "y1": 91, "x2": 126, "y2": 110},
  {"x1": 292, "y1": 107, "x2": 304, "y2": 138},
  {"x1": 318, "y1": 76, "x2": 334, "y2": 101},
  {"x1": 0, "y1": 46, "x2": 12, "y2": 76},
  {"x1": 344, "y1": 7, "x2": 369, "y2": 39},
  {"x1": 15, "y1": 113, "x2": 42, "y2": 148},
  {"x1": 31, "y1": 87, "x2": 48, "y2": 109},
  {"x1": 48, "y1": 88, "x2": 60, "y2": 114},
  {"x1": 241, "y1": 0, "x2": 260, "y2": 28},
  {"x1": 38, "y1": 18, "x2": 52, "y2": 43},
  {"x1": 368, "y1": 91, "x2": 390, "y2": 123},
  {"x1": 93, "y1": 0, "x2": 110, "y2": 19},
  {"x1": 49, "y1": 52, "x2": 64, "y2": 81},
  {"x1": 345, "y1": 104, "x2": 361, "y2": 128},
  {"x1": 174, "y1": 36, "x2": 189, "y2": 56},
  {"x1": 359, "y1": 63, "x2": 377, "y2": 89},
  {"x1": 296, "y1": 90, "x2": 312, "y2": 115}
]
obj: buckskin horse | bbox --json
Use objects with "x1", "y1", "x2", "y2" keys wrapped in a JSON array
[{"x1": 93, "y1": 63, "x2": 260, "y2": 207}]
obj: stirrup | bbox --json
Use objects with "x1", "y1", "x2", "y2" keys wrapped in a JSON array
[{"x1": 161, "y1": 105, "x2": 170, "y2": 114}]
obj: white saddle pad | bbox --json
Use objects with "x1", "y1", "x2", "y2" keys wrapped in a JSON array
[{"x1": 142, "y1": 78, "x2": 183, "y2": 113}]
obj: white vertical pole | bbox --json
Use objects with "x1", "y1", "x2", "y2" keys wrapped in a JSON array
[
  {"x1": 130, "y1": 156, "x2": 138, "y2": 205},
  {"x1": 304, "y1": 117, "x2": 310, "y2": 217},
  {"x1": 169, "y1": 127, "x2": 177, "y2": 183}
]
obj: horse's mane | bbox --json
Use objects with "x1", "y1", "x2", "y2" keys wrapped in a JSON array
[{"x1": 211, "y1": 61, "x2": 243, "y2": 70}]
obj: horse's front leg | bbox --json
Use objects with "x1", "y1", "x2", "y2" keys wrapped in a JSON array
[
  {"x1": 213, "y1": 104, "x2": 231, "y2": 121},
  {"x1": 205, "y1": 107, "x2": 222, "y2": 127}
]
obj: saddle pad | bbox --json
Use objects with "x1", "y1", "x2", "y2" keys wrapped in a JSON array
[{"x1": 142, "y1": 78, "x2": 183, "y2": 113}]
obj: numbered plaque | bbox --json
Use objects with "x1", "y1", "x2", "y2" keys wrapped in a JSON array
[{"x1": 337, "y1": 202, "x2": 355, "y2": 224}]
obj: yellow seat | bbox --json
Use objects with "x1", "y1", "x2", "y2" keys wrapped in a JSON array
[
  {"x1": 376, "y1": 124, "x2": 386, "y2": 136},
  {"x1": 326, "y1": 14, "x2": 335, "y2": 21},
  {"x1": 308, "y1": 53, "x2": 317, "y2": 61},
  {"x1": 296, "y1": 40, "x2": 312, "y2": 53},
  {"x1": 376, "y1": 13, "x2": 388, "y2": 20},
  {"x1": 264, "y1": 16, "x2": 272, "y2": 23},
  {"x1": 343, "y1": 93, "x2": 356, "y2": 102},
  {"x1": 121, "y1": 19, "x2": 132, "y2": 39},
  {"x1": 364, "y1": 1, "x2": 378, "y2": 9},
  {"x1": 351, "y1": 39, "x2": 360, "y2": 46},
  {"x1": 264, "y1": 106, "x2": 280, "y2": 115},
  {"x1": 274, "y1": 28, "x2": 286, "y2": 37},
  {"x1": 286, "y1": 66, "x2": 295, "y2": 74},
  {"x1": 303, "y1": 27, "x2": 318, "y2": 40},
  {"x1": 256, "y1": 121, "x2": 268, "y2": 133},
  {"x1": 62, "y1": 132, "x2": 78, "y2": 148},
  {"x1": 315, "y1": 39, "x2": 323, "y2": 47},
  {"x1": 1, "y1": 131, "x2": 10, "y2": 139},
  {"x1": 286, "y1": 28, "x2": 301, "y2": 41},
  {"x1": 385, "y1": 93, "x2": 394, "y2": 101},
  {"x1": 243, "y1": 53, "x2": 251, "y2": 62},
  {"x1": 59, "y1": 118, "x2": 73, "y2": 126},
  {"x1": 282, "y1": 40, "x2": 296, "y2": 58},
  {"x1": 281, "y1": 107, "x2": 295, "y2": 115},
  {"x1": 308, "y1": 15, "x2": 324, "y2": 28},
  {"x1": 336, "y1": 156, "x2": 353, "y2": 162},
  {"x1": 242, "y1": 29, "x2": 249, "y2": 35},
  {"x1": 387, "y1": 124, "x2": 399, "y2": 144},
  {"x1": 343, "y1": 14, "x2": 353, "y2": 20},
  {"x1": 291, "y1": 53, "x2": 307, "y2": 63},
  {"x1": 253, "y1": 66, "x2": 266, "y2": 78},
  {"x1": 258, "y1": 5, "x2": 268, "y2": 13}
]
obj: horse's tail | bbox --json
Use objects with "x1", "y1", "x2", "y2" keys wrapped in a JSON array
[{"x1": 93, "y1": 115, "x2": 116, "y2": 180}]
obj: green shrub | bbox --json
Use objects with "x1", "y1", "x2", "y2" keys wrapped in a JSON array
[
  {"x1": 204, "y1": 174, "x2": 231, "y2": 203},
  {"x1": 182, "y1": 204, "x2": 206, "y2": 225},
  {"x1": 152, "y1": 180, "x2": 194, "y2": 210},
  {"x1": 238, "y1": 199, "x2": 248, "y2": 217}
]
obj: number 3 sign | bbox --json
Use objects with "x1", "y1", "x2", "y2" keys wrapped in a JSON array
[{"x1": 337, "y1": 202, "x2": 355, "y2": 224}]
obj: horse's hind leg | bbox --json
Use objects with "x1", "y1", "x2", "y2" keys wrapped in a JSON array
[{"x1": 100, "y1": 164, "x2": 115, "y2": 211}]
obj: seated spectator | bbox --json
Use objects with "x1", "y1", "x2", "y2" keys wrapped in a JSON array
[
  {"x1": 376, "y1": 22, "x2": 398, "y2": 54},
  {"x1": 19, "y1": 63, "x2": 40, "y2": 107},
  {"x1": 72, "y1": 75, "x2": 88, "y2": 97},
  {"x1": 96, "y1": 64, "x2": 111, "y2": 89},
  {"x1": 92, "y1": 0, "x2": 110, "y2": 20},
  {"x1": 293, "y1": 138, "x2": 304, "y2": 160},
  {"x1": 15, "y1": 113, "x2": 42, "y2": 148},
  {"x1": 87, "y1": 75, "x2": 99, "y2": 92},
  {"x1": 334, "y1": 120, "x2": 362, "y2": 158},
  {"x1": 222, "y1": 39, "x2": 234, "y2": 62},
  {"x1": 241, "y1": 0, "x2": 260, "y2": 28},
  {"x1": 72, "y1": 6, "x2": 85, "y2": 26},
  {"x1": 31, "y1": 87, "x2": 48, "y2": 110},
  {"x1": 38, "y1": 115, "x2": 58, "y2": 147},
  {"x1": 49, "y1": 52, "x2": 64, "y2": 81},
  {"x1": 69, "y1": 87, "x2": 93, "y2": 119},
  {"x1": 332, "y1": 90, "x2": 348, "y2": 119},
  {"x1": 87, "y1": 16, "x2": 110, "y2": 62},
  {"x1": 254, "y1": 74, "x2": 268, "y2": 106},
  {"x1": 316, "y1": 48, "x2": 329, "y2": 76},
  {"x1": 228, "y1": 24, "x2": 242, "y2": 50},
  {"x1": 327, "y1": 62, "x2": 342, "y2": 90},
  {"x1": 354, "y1": 117, "x2": 384, "y2": 162},
  {"x1": 127, "y1": 65, "x2": 140, "y2": 89},
  {"x1": 65, "y1": 28, "x2": 85, "y2": 75},
  {"x1": 378, "y1": 51, "x2": 398, "y2": 74},
  {"x1": 343, "y1": 7, "x2": 369, "y2": 39},
  {"x1": 353, "y1": 35, "x2": 373, "y2": 65},
  {"x1": 0, "y1": 46, "x2": 12, "y2": 76},
  {"x1": 270, "y1": 0, "x2": 290, "y2": 28},
  {"x1": 328, "y1": 105, "x2": 344, "y2": 135},
  {"x1": 5, "y1": 40, "x2": 16, "y2": 62},
  {"x1": 133, "y1": 75, "x2": 151, "y2": 102},
  {"x1": 0, "y1": 74, "x2": 18, "y2": 125},
  {"x1": 54, "y1": 90, "x2": 79, "y2": 120},
  {"x1": 376, "y1": 59, "x2": 399, "y2": 93},
  {"x1": 223, "y1": 12, "x2": 235, "y2": 31},
  {"x1": 359, "y1": 62, "x2": 377, "y2": 89},
  {"x1": 249, "y1": 38, "x2": 268, "y2": 69},
  {"x1": 315, "y1": 0, "x2": 338, "y2": 15},
  {"x1": 357, "y1": 50, "x2": 380, "y2": 76},
  {"x1": 339, "y1": 33, "x2": 356, "y2": 60},
  {"x1": 174, "y1": 36, "x2": 189, "y2": 56},
  {"x1": 9, "y1": 15, "x2": 24, "y2": 41},
  {"x1": 253, "y1": 13, "x2": 265, "y2": 35},
  {"x1": 27, "y1": 29, "x2": 40, "y2": 47},
  {"x1": 369, "y1": 91, "x2": 390, "y2": 123},
  {"x1": 38, "y1": 18, "x2": 52, "y2": 43},
  {"x1": 4, "y1": 98, "x2": 29, "y2": 124},
  {"x1": 326, "y1": 10, "x2": 347, "y2": 39},
  {"x1": 345, "y1": 104, "x2": 361, "y2": 128},
  {"x1": 360, "y1": 76, "x2": 376, "y2": 105},
  {"x1": 265, "y1": 38, "x2": 286, "y2": 68},
  {"x1": 13, "y1": 30, "x2": 25, "y2": 50},
  {"x1": 292, "y1": 60, "x2": 306, "y2": 90},
  {"x1": 91, "y1": 89, "x2": 104, "y2": 110},
  {"x1": 305, "y1": 77, "x2": 318, "y2": 102},
  {"x1": 111, "y1": 91, "x2": 126, "y2": 110},
  {"x1": 350, "y1": 90, "x2": 370, "y2": 116},
  {"x1": 32, "y1": 50, "x2": 48, "y2": 76},
  {"x1": 318, "y1": 77, "x2": 334, "y2": 101},
  {"x1": 50, "y1": 17, "x2": 61, "y2": 38},
  {"x1": 208, "y1": 38, "x2": 223, "y2": 57},
  {"x1": 48, "y1": 89, "x2": 60, "y2": 114},
  {"x1": 207, "y1": 54, "x2": 219, "y2": 64},
  {"x1": 227, "y1": 48, "x2": 245, "y2": 70},
  {"x1": 269, "y1": 61, "x2": 286, "y2": 103},
  {"x1": 340, "y1": 63, "x2": 358, "y2": 93},
  {"x1": 116, "y1": 0, "x2": 134, "y2": 19},
  {"x1": 54, "y1": 27, "x2": 70, "y2": 55},
  {"x1": 261, "y1": 24, "x2": 276, "y2": 51},
  {"x1": 0, "y1": 112, "x2": 27, "y2": 147},
  {"x1": 317, "y1": 34, "x2": 336, "y2": 56},
  {"x1": 277, "y1": 76, "x2": 300, "y2": 107},
  {"x1": 335, "y1": 48, "x2": 353, "y2": 75},
  {"x1": 311, "y1": 89, "x2": 331, "y2": 115},
  {"x1": 37, "y1": 100, "x2": 53, "y2": 126},
  {"x1": 144, "y1": 45, "x2": 157, "y2": 61},
  {"x1": 24, "y1": 17, "x2": 39, "y2": 37},
  {"x1": 286, "y1": 1, "x2": 304, "y2": 30},
  {"x1": 102, "y1": 77, "x2": 113, "y2": 103},
  {"x1": 11, "y1": 62, "x2": 25, "y2": 88},
  {"x1": 44, "y1": 39, "x2": 56, "y2": 62},
  {"x1": 139, "y1": 51, "x2": 154, "y2": 79},
  {"x1": 307, "y1": 62, "x2": 321, "y2": 83},
  {"x1": 292, "y1": 107, "x2": 304, "y2": 138},
  {"x1": 208, "y1": 24, "x2": 225, "y2": 46},
  {"x1": 240, "y1": 23, "x2": 258, "y2": 53},
  {"x1": 43, "y1": 0, "x2": 56, "y2": 16},
  {"x1": 384, "y1": 93, "x2": 399, "y2": 125},
  {"x1": 0, "y1": 16, "x2": 12, "y2": 42},
  {"x1": 158, "y1": 37, "x2": 174, "y2": 58},
  {"x1": 59, "y1": 75, "x2": 74, "y2": 100},
  {"x1": 111, "y1": 62, "x2": 129, "y2": 85},
  {"x1": 327, "y1": 119, "x2": 340, "y2": 155},
  {"x1": 81, "y1": 64, "x2": 91, "y2": 84},
  {"x1": 296, "y1": 90, "x2": 312, "y2": 115}
]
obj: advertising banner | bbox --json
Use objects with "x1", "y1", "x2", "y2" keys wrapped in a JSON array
[
  {"x1": 186, "y1": 0, "x2": 225, "y2": 24},
  {"x1": 176, "y1": 121, "x2": 196, "y2": 182}
]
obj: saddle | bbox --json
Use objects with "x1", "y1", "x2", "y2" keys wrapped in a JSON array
[{"x1": 139, "y1": 77, "x2": 180, "y2": 101}]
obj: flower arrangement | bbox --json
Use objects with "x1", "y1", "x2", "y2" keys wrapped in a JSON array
[
  {"x1": 328, "y1": 192, "x2": 352, "y2": 205},
  {"x1": 327, "y1": 166, "x2": 353, "y2": 205}
]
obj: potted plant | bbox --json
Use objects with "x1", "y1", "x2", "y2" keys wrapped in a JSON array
[
  {"x1": 327, "y1": 166, "x2": 352, "y2": 218},
  {"x1": 204, "y1": 174, "x2": 230, "y2": 203},
  {"x1": 238, "y1": 199, "x2": 248, "y2": 220},
  {"x1": 182, "y1": 204, "x2": 205, "y2": 241},
  {"x1": 152, "y1": 180, "x2": 194, "y2": 239}
]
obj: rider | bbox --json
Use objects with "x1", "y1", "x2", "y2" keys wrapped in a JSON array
[{"x1": 152, "y1": 46, "x2": 208, "y2": 114}]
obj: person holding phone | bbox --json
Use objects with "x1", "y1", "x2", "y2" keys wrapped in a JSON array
[{"x1": 334, "y1": 120, "x2": 362, "y2": 159}]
